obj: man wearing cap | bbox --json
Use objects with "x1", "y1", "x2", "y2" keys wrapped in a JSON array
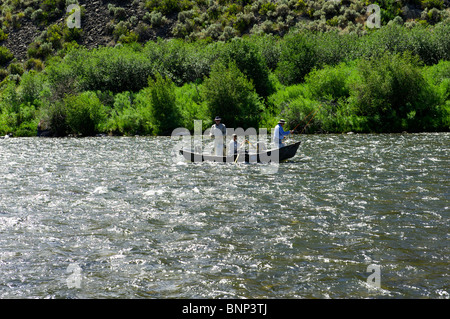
[
  {"x1": 273, "y1": 119, "x2": 293, "y2": 149},
  {"x1": 210, "y1": 116, "x2": 227, "y2": 156}
]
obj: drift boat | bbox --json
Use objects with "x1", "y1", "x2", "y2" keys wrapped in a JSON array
[{"x1": 179, "y1": 142, "x2": 301, "y2": 163}]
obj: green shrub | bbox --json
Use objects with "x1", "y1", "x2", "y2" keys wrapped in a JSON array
[
  {"x1": 8, "y1": 62, "x2": 24, "y2": 76},
  {"x1": 112, "y1": 6, "x2": 127, "y2": 21},
  {"x1": 19, "y1": 70, "x2": 45, "y2": 105},
  {"x1": 0, "y1": 68, "x2": 9, "y2": 82},
  {"x1": 27, "y1": 41, "x2": 54, "y2": 60},
  {"x1": 145, "y1": 0, "x2": 182, "y2": 14},
  {"x1": 276, "y1": 32, "x2": 317, "y2": 85},
  {"x1": 40, "y1": 0, "x2": 65, "y2": 20},
  {"x1": 266, "y1": 83, "x2": 318, "y2": 131},
  {"x1": 106, "y1": 91, "x2": 152, "y2": 135},
  {"x1": 349, "y1": 52, "x2": 442, "y2": 132},
  {"x1": 423, "y1": 60, "x2": 450, "y2": 88},
  {"x1": 219, "y1": 37, "x2": 275, "y2": 98},
  {"x1": 0, "y1": 46, "x2": 13, "y2": 66},
  {"x1": 73, "y1": 45, "x2": 154, "y2": 93},
  {"x1": 176, "y1": 82, "x2": 209, "y2": 131},
  {"x1": 421, "y1": 0, "x2": 444, "y2": 9},
  {"x1": 0, "y1": 80, "x2": 20, "y2": 114},
  {"x1": 40, "y1": 101, "x2": 67, "y2": 136},
  {"x1": 145, "y1": 73, "x2": 181, "y2": 135},
  {"x1": 65, "y1": 91, "x2": 107, "y2": 136},
  {"x1": 359, "y1": 23, "x2": 450, "y2": 65},
  {"x1": 234, "y1": 12, "x2": 255, "y2": 34},
  {"x1": 14, "y1": 103, "x2": 39, "y2": 137},
  {"x1": 15, "y1": 119, "x2": 39, "y2": 137},
  {"x1": 248, "y1": 34, "x2": 281, "y2": 71},
  {"x1": 305, "y1": 62, "x2": 356, "y2": 100},
  {"x1": 143, "y1": 39, "x2": 211, "y2": 86},
  {"x1": 259, "y1": 2, "x2": 277, "y2": 15},
  {"x1": 118, "y1": 31, "x2": 138, "y2": 44},
  {"x1": 31, "y1": 9, "x2": 46, "y2": 24},
  {"x1": 63, "y1": 25, "x2": 83, "y2": 42},
  {"x1": 0, "y1": 112, "x2": 15, "y2": 135},
  {"x1": 113, "y1": 21, "x2": 131, "y2": 41},
  {"x1": 0, "y1": 28, "x2": 8, "y2": 41},
  {"x1": 0, "y1": 92, "x2": 40, "y2": 135},
  {"x1": 422, "y1": 60, "x2": 450, "y2": 129},
  {"x1": 282, "y1": 96, "x2": 322, "y2": 133},
  {"x1": 24, "y1": 58, "x2": 44, "y2": 71},
  {"x1": 144, "y1": 11, "x2": 168, "y2": 27},
  {"x1": 202, "y1": 60, "x2": 263, "y2": 129},
  {"x1": 376, "y1": 0, "x2": 403, "y2": 25}
]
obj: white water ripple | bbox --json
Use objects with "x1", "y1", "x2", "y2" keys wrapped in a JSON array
[{"x1": 0, "y1": 134, "x2": 448, "y2": 298}]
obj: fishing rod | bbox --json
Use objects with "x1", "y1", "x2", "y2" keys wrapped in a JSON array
[
  {"x1": 293, "y1": 104, "x2": 323, "y2": 135},
  {"x1": 290, "y1": 108, "x2": 316, "y2": 134},
  {"x1": 234, "y1": 139, "x2": 248, "y2": 164},
  {"x1": 299, "y1": 107, "x2": 321, "y2": 135}
]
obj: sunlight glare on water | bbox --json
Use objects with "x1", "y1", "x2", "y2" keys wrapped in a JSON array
[{"x1": 0, "y1": 133, "x2": 448, "y2": 298}]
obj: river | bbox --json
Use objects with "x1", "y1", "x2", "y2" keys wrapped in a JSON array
[{"x1": 0, "y1": 133, "x2": 448, "y2": 298}]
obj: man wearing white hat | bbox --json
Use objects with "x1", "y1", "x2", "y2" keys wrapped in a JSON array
[
  {"x1": 273, "y1": 119, "x2": 293, "y2": 149},
  {"x1": 210, "y1": 116, "x2": 227, "y2": 156}
]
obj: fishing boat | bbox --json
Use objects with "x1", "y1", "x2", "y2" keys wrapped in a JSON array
[{"x1": 179, "y1": 142, "x2": 301, "y2": 163}]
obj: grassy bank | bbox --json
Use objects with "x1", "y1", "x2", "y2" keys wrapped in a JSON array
[{"x1": 0, "y1": 23, "x2": 449, "y2": 137}]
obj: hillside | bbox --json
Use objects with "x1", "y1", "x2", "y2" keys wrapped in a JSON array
[
  {"x1": 0, "y1": 1, "x2": 449, "y2": 137},
  {"x1": 0, "y1": 0, "x2": 449, "y2": 64}
]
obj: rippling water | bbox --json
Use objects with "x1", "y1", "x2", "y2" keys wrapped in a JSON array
[{"x1": 0, "y1": 134, "x2": 448, "y2": 299}]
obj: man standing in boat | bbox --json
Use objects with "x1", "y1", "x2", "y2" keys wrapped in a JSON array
[
  {"x1": 210, "y1": 116, "x2": 227, "y2": 156},
  {"x1": 273, "y1": 119, "x2": 293, "y2": 149}
]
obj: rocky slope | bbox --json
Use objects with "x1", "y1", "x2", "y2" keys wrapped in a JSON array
[
  {"x1": 0, "y1": 0, "x2": 449, "y2": 63},
  {"x1": 1, "y1": 0, "x2": 177, "y2": 62}
]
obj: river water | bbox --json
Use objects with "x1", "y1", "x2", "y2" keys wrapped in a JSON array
[{"x1": 0, "y1": 133, "x2": 448, "y2": 299}]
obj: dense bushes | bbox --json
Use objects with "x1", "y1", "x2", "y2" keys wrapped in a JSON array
[
  {"x1": 202, "y1": 61, "x2": 263, "y2": 129},
  {"x1": 218, "y1": 38, "x2": 275, "y2": 98},
  {"x1": 146, "y1": 73, "x2": 181, "y2": 135},
  {"x1": 276, "y1": 32, "x2": 317, "y2": 86},
  {"x1": 105, "y1": 91, "x2": 152, "y2": 136},
  {"x1": 72, "y1": 46, "x2": 154, "y2": 93},
  {"x1": 0, "y1": 46, "x2": 13, "y2": 66},
  {"x1": 274, "y1": 22, "x2": 450, "y2": 86},
  {"x1": 0, "y1": 22, "x2": 449, "y2": 137},
  {"x1": 349, "y1": 53, "x2": 434, "y2": 132},
  {"x1": 272, "y1": 53, "x2": 450, "y2": 133},
  {"x1": 0, "y1": 80, "x2": 39, "y2": 137},
  {"x1": 65, "y1": 92, "x2": 106, "y2": 136}
]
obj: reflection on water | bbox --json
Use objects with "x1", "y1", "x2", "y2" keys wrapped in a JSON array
[{"x1": 0, "y1": 133, "x2": 448, "y2": 298}]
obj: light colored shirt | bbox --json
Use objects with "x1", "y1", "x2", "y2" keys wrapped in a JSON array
[
  {"x1": 273, "y1": 124, "x2": 290, "y2": 148},
  {"x1": 210, "y1": 123, "x2": 226, "y2": 137},
  {"x1": 228, "y1": 140, "x2": 238, "y2": 156}
]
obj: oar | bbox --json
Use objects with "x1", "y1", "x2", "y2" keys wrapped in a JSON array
[{"x1": 234, "y1": 139, "x2": 247, "y2": 164}]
